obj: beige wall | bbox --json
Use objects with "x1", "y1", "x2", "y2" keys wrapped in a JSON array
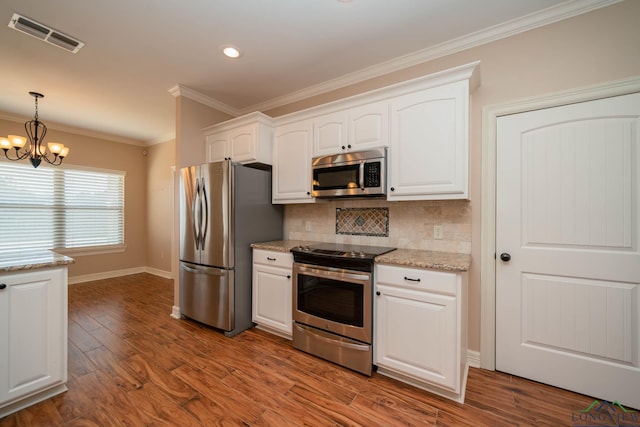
[
  {"x1": 0, "y1": 118, "x2": 148, "y2": 279},
  {"x1": 146, "y1": 139, "x2": 175, "y2": 274},
  {"x1": 266, "y1": 1, "x2": 640, "y2": 352}
]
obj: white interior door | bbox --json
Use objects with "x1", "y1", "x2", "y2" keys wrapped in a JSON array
[{"x1": 496, "y1": 92, "x2": 640, "y2": 410}]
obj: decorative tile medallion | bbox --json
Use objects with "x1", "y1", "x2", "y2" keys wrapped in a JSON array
[{"x1": 336, "y1": 208, "x2": 389, "y2": 237}]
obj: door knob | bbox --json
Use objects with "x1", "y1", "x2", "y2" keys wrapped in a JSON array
[
  {"x1": 500, "y1": 253, "x2": 511, "y2": 262},
  {"x1": 0, "y1": 283, "x2": 6, "y2": 290}
]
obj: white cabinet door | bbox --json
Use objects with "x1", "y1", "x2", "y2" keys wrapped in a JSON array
[
  {"x1": 375, "y1": 283, "x2": 458, "y2": 391},
  {"x1": 204, "y1": 113, "x2": 274, "y2": 165},
  {"x1": 312, "y1": 102, "x2": 389, "y2": 157},
  {"x1": 0, "y1": 268, "x2": 67, "y2": 410},
  {"x1": 388, "y1": 80, "x2": 469, "y2": 200},
  {"x1": 313, "y1": 111, "x2": 347, "y2": 157},
  {"x1": 206, "y1": 131, "x2": 230, "y2": 163},
  {"x1": 348, "y1": 101, "x2": 388, "y2": 151},
  {"x1": 272, "y1": 120, "x2": 314, "y2": 203},
  {"x1": 228, "y1": 124, "x2": 257, "y2": 163},
  {"x1": 252, "y1": 264, "x2": 292, "y2": 337}
]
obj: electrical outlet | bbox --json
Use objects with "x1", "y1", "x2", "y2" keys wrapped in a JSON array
[
  {"x1": 305, "y1": 221, "x2": 312, "y2": 232},
  {"x1": 433, "y1": 225, "x2": 444, "y2": 240}
]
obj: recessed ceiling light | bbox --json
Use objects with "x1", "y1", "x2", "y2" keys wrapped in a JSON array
[{"x1": 221, "y1": 45, "x2": 241, "y2": 58}]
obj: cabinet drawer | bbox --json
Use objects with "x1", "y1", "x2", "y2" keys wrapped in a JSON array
[
  {"x1": 253, "y1": 249, "x2": 293, "y2": 269},
  {"x1": 376, "y1": 264, "x2": 458, "y2": 296}
]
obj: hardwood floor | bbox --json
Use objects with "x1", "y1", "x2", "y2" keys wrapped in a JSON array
[{"x1": 1, "y1": 273, "x2": 596, "y2": 426}]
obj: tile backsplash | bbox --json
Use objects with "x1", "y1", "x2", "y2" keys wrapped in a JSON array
[
  {"x1": 285, "y1": 199, "x2": 471, "y2": 254},
  {"x1": 336, "y1": 207, "x2": 389, "y2": 237}
]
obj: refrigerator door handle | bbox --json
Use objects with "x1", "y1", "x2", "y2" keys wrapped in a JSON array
[
  {"x1": 193, "y1": 178, "x2": 202, "y2": 249},
  {"x1": 181, "y1": 263, "x2": 227, "y2": 276},
  {"x1": 201, "y1": 178, "x2": 209, "y2": 246}
]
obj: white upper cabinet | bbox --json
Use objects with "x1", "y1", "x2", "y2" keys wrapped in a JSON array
[
  {"x1": 272, "y1": 120, "x2": 315, "y2": 204},
  {"x1": 388, "y1": 80, "x2": 470, "y2": 200},
  {"x1": 204, "y1": 112, "x2": 274, "y2": 165},
  {"x1": 313, "y1": 111, "x2": 347, "y2": 157},
  {"x1": 313, "y1": 102, "x2": 388, "y2": 157}
]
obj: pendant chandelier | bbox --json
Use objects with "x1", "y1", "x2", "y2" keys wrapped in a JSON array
[{"x1": 1, "y1": 91, "x2": 70, "y2": 168}]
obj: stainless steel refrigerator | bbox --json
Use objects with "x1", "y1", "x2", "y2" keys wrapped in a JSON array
[{"x1": 179, "y1": 161, "x2": 283, "y2": 336}]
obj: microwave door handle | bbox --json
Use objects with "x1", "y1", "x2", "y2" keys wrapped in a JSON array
[{"x1": 359, "y1": 162, "x2": 365, "y2": 190}]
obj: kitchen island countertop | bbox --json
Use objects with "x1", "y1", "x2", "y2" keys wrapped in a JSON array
[
  {"x1": 0, "y1": 250, "x2": 75, "y2": 273},
  {"x1": 250, "y1": 240, "x2": 471, "y2": 271}
]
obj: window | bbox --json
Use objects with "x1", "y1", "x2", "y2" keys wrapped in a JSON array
[{"x1": 0, "y1": 162, "x2": 125, "y2": 256}]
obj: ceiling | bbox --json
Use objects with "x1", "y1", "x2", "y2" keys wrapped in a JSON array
[{"x1": 0, "y1": 0, "x2": 617, "y2": 145}]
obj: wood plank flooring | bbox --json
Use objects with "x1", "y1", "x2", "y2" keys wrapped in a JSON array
[{"x1": 1, "y1": 273, "x2": 597, "y2": 426}]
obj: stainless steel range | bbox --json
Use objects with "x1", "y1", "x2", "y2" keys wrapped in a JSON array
[{"x1": 291, "y1": 243, "x2": 396, "y2": 375}]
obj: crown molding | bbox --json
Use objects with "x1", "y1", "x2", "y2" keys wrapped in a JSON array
[
  {"x1": 167, "y1": 0, "x2": 621, "y2": 117},
  {"x1": 239, "y1": 0, "x2": 622, "y2": 114},
  {"x1": 169, "y1": 84, "x2": 242, "y2": 117},
  {"x1": 147, "y1": 133, "x2": 175, "y2": 146}
]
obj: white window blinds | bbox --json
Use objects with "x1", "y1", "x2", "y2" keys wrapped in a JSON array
[{"x1": 0, "y1": 162, "x2": 124, "y2": 255}]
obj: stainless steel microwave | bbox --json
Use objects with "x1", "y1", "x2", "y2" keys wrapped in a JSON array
[{"x1": 311, "y1": 148, "x2": 386, "y2": 198}]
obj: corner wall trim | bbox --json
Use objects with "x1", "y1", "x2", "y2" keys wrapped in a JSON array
[
  {"x1": 480, "y1": 75, "x2": 640, "y2": 371},
  {"x1": 170, "y1": 306, "x2": 182, "y2": 319},
  {"x1": 467, "y1": 350, "x2": 481, "y2": 369}
]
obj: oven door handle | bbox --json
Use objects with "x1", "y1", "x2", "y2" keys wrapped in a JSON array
[
  {"x1": 294, "y1": 264, "x2": 370, "y2": 283},
  {"x1": 294, "y1": 323, "x2": 370, "y2": 351}
]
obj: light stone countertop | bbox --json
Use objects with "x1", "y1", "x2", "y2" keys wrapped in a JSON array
[
  {"x1": 250, "y1": 240, "x2": 317, "y2": 253},
  {"x1": 375, "y1": 248, "x2": 471, "y2": 272},
  {"x1": 0, "y1": 250, "x2": 76, "y2": 273},
  {"x1": 250, "y1": 240, "x2": 471, "y2": 271}
]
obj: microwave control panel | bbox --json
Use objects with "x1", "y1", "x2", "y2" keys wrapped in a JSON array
[{"x1": 363, "y1": 162, "x2": 381, "y2": 188}]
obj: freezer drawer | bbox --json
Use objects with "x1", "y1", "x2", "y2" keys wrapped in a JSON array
[{"x1": 180, "y1": 262, "x2": 234, "y2": 331}]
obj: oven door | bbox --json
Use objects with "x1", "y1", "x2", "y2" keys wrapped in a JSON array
[{"x1": 293, "y1": 262, "x2": 372, "y2": 343}]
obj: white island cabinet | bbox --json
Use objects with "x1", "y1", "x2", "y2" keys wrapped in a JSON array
[
  {"x1": 0, "y1": 262, "x2": 70, "y2": 418},
  {"x1": 252, "y1": 248, "x2": 294, "y2": 338},
  {"x1": 374, "y1": 263, "x2": 468, "y2": 403}
]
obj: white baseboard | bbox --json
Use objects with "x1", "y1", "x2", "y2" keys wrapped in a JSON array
[
  {"x1": 144, "y1": 266, "x2": 173, "y2": 279},
  {"x1": 467, "y1": 349, "x2": 481, "y2": 368},
  {"x1": 170, "y1": 305, "x2": 182, "y2": 319},
  {"x1": 69, "y1": 266, "x2": 173, "y2": 284}
]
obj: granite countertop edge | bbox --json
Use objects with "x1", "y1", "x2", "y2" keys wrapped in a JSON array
[
  {"x1": 250, "y1": 240, "x2": 471, "y2": 271},
  {"x1": 0, "y1": 251, "x2": 76, "y2": 273}
]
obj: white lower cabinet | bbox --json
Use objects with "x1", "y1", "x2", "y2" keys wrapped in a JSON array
[
  {"x1": 0, "y1": 267, "x2": 68, "y2": 417},
  {"x1": 374, "y1": 264, "x2": 468, "y2": 403},
  {"x1": 252, "y1": 249, "x2": 293, "y2": 338}
]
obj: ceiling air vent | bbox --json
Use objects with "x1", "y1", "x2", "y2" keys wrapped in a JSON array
[{"x1": 8, "y1": 13, "x2": 84, "y2": 53}]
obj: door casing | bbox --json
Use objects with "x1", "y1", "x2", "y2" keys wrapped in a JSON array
[{"x1": 480, "y1": 76, "x2": 640, "y2": 370}]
